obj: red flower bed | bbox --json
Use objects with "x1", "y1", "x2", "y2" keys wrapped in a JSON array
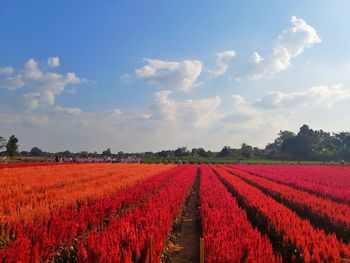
[
  {"x1": 0, "y1": 162, "x2": 69, "y2": 169},
  {"x1": 0, "y1": 165, "x2": 188, "y2": 262},
  {"x1": 199, "y1": 165, "x2": 281, "y2": 263},
  {"x1": 232, "y1": 164, "x2": 350, "y2": 204},
  {"x1": 213, "y1": 166, "x2": 350, "y2": 262},
  {"x1": 222, "y1": 165, "x2": 350, "y2": 241},
  {"x1": 75, "y1": 165, "x2": 197, "y2": 262}
]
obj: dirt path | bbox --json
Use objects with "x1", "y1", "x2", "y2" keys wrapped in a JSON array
[{"x1": 167, "y1": 170, "x2": 201, "y2": 263}]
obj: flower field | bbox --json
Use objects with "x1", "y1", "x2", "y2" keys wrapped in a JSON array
[{"x1": 0, "y1": 163, "x2": 350, "y2": 262}]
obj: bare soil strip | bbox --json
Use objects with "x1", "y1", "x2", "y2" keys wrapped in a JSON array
[{"x1": 166, "y1": 168, "x2": 201, "y2": 263}]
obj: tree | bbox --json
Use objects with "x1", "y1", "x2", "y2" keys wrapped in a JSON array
[
  {"x1": 191, "y1": 148, "x2": 198, "y2": 157},
  {"x1": 197, "y1": 148, "x2": 210, "y2": 158},
  {"x1": 0, "y1": 136, "x2": 6, "y2": 150},
  {"x1": 79, "y1": 151, "x2": 89, "y2": 157},
  {"x1": 218, "y1": 146, "x2": 231, "y2": 158},
  {"x1": 240, "y1": 143, "x2": 254, "y2": 158},
  {"x1": 102, "y1": 148, "x2": 112, "y2": 156},
  {"x1": 174, "y1": 147, "x2": 187, "y2": 157},
  {"x1": 265, "y1": 130, "x2": 295, "y2": 159},
  {"x1": 30, "y1": 147, "x2": 43, "y2": 156},
  {"x1": 6, "y1": 135, "x2": 19, "y2": 157}
]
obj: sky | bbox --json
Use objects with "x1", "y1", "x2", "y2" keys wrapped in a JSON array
[{"x1": 1, "y1": 1, "x2": 350, "y2": 153}]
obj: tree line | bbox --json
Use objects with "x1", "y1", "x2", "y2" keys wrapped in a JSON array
[
  {"x1": 265, "y1": 124, "x2": 350, "y2": 161},
  {"x1": 1, "y1": 124, "x2": 350, "y2": 162}
]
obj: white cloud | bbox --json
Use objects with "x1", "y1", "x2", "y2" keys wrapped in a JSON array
[
  {"x1": 250, "y1": 52, "x2": 263, "y2": 64},
  {"x1": 222, "y1": 95, "x2": 262, "y2": 124},
  {"x1": 104, "y1": 108, "x2": 123, "y2": 117},
  {"x1": 0, "y1": 66, "x2": 14, "y2": 75},
  {"x1": 0, "y1": 75, "x2": 25, "y2": 90},
  {"x1": 153, "y1": 90, "x2": 177, "y2": 122},
  {"x1": 0, "y1": 58, "x2": 85, "y2": 109},
  {"x1": 210, "y1": 50, "x2": 236, "y2": 77},
  {"x1": 254, "y1": 84, "x2": 350, "y2": 109},
  {"x1": 0, "y1": 113, "x2": 48, "y2": 126},
  {"x1": 47, "y1": 57, "x2": 60, "y2": 67},
  {"x1": 53, "y1": 106, "x2": 82, "y2": 115},
  {"x1": 153, "y1": 90, "x2": 222, "y2": 128},
  {"x1": 134, "y1": 58, "x2": 203, "y2": 92},
  {"x1": 248, "y1": 16, "x2": 321, "y2": 80}
]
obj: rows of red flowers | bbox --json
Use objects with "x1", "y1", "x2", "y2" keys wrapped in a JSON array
[
  {"x1": 199, "y1": 165, "x2": 281, "y2": 263},
  {"x1": 0, "y1": 163, "x2": 171, "y2": 224},
  {"x1": 212, "y1": 166, "x2": 350, "y2": 262},
  {"x1": 234, "y1": 164, "x2": 350, "y2": 204},
  {"x1": 0, "y1": 165, "x2": 183, "y2": 262},
  {"x1": 75, "y1": 165, "x2": 197, "y2": 262},
  {"x1": 222, "y1": 165, "x2": 350, "y2": 241},
  {"x1": 0, "y1": 162, "x2": 69, "y2": 169}
]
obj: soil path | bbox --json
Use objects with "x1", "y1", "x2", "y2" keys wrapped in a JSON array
[{"x1": 168, "y1": 170, "x2": 201, "y2": 263}]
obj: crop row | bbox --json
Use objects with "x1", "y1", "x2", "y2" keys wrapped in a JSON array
[
  {"x1": 199, "y1": 165, "x2": 281, "y2": 262},
  {"x1": 233, "y1": 164, "x2": 350, "y2": 204},
  {"x1": 222, "y1": 165, "x2": 350, "y2": 242},
  {"x1": 0, "y1": 162, "x2": 69, "y2": 169},
  {"x1": 0, "y1": 165, "x2": 187, "y2": 262},
  {"x1": 0, "y1": 163, "x2": 172, "y2": 224},
  {"x1": 75, "y1": 165, "x2": 197, "y2": 262},
  {"x1": 212, "y1": 166, "x2": 350, "y2": 262}
]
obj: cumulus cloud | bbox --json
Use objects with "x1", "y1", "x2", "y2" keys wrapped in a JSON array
[
  {"x1": 133, "y1": 58, "x2": 203, "y2": 92},
  {"x1": 248, "y1": 16, "x2": 321, "y2": 80},
  {"x1": 153, "y1": 90, "x2": 222, "y2": 128},
  {"x1": 0, "y1": 113, "x2": 48, "y2": 126},
  {"x1": 210, "y1": 50, "x2": 236, "y2": 77},
  {"x1": 0, "y1": 66, "x2": 14, "y2": 75},
  {"x1": 0, "y1": 58, "x2": 85, "y2": 109},
  {"x1": 153, "y1": 90, "x2": 177, "y2": 122},
  {"x1": 47, "y1": 57, "x2": 60, "y2": 67},
  {"x1": 104, "y1": 108, "x2": 123, "y2": 117},
  {"x1": 0, "y1": 75, "x2": 24, "y2": 90},
  {"x1": 53, "y1": 106, "x2": 82, "y2": 115},
  {"x1": 222, "y1": 95, "x2": 262, "y2": 124},
  {"x1": 250, "y1": 52, "x2": 263, "y2": 64},
  {"x1": 254, "y1": 84, "x2": 350, "y2": 109}
]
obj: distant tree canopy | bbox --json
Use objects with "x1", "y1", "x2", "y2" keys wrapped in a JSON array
[
  {"x1": 265, "y1": 124, "x2": 350, "y2": 161},
  {"x1": 30, "y1": 147, "x2": 43, "y2": 157},
  {"x1": 2, "y1": 124, "x2": 350, "y2": 162},
  {"x1": 0, "y1": 136, "x2": 6, "y2": 150},
  {"x1": 6, "y1": 135, "x2": 19, "y2": 157},
  {"x1": 102, "y1": 148, "x2": 112, "y2": 156},
  {"x1": 241, "y1": 143, "x2": 254, "y2": 159}
]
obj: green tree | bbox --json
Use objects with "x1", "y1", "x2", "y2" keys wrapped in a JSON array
[
  {"x1": 218, "y1": 146, "x2": 231, "y2": 158},
  {"x1": 6, "y1": 135, "x2": 19, "y2": 157},
  {"x1": 102, "y1": 148, "x2": 112, "y2": 156},
  {"x1": 174, "y1": 147, "x2": 187, "y2": 157},
  {"x1": 240, "y1": 143, "x2": 254, "y2": 158},
  {"x1": 0, "y1": 136, "x2": 6, "y2": 150},
  {"x1": 197, "y1": 148, "x2": 210, "y2": 158},
  {"x1": 30, "y1": 147, "x2": 43, "y2": 156}
]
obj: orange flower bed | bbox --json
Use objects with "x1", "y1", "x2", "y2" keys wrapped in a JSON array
[{"x1": 0, "y1": 163, "x2": 173, "y2": 224}]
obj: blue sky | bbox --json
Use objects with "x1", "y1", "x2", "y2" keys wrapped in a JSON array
[{"x1": 1, "y1": 1, "x2": 350, "y2": 152}]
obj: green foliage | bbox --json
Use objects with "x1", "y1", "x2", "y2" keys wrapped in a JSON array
[
  {"x1": 6, "y1": 135, "x2": 19, "y2": 157},
  {"x1": 266, "y1": 124, "x2": 350, "y2": 161},
  {"x1": 102, "y1": 148, "x2": 112, "y2": 156},
  {"x1": 0, "y1": 136, "x2": 6, "y2": 150},
  {"x1": 30, "y1": 147, "x2": 43, "y2": 157},
  {"x1": 240, "y1": 143, "x2": 254, "y2": 158}
]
